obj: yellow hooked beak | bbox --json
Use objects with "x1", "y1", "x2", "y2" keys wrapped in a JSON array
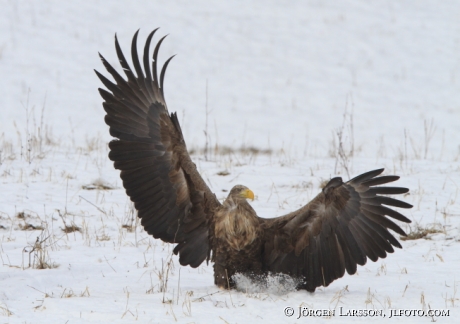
[{"x1": 241, "y1": 188, "x2": 255, "y2": 201}]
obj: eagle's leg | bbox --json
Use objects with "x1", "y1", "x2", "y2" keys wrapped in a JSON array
[
  {"x1": 295, "y1": 279, "x2": 316, "y2": 292},
  {"x1": 214, "y1": 262, "x2": 236, "y2": 289}
]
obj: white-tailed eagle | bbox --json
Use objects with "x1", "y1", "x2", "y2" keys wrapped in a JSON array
[{"x1": 95, "y1": 29, "x2": 412, "y2": 292}]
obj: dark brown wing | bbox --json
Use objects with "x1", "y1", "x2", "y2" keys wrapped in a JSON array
[
  {"x1": 262, "y1": 168, "x2": 412, "y2": 292},
  {"x1": 95, "y1": 29, "x2": 220, "y2": 267}
]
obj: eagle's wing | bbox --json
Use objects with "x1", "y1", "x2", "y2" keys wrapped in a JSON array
[
  {"x1": 95, "y1": 30, "x2": 220, "y2": 268},
  {"x1": 262, "y1": 168, "x2": 412, "y2": 292}
]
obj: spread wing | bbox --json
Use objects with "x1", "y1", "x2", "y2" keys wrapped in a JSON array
[
  {"x1": 262, "y1": 168, "x2": 412, "y2": 292},
  {"x1": 95, "y1": 29, "x2": 220, "y2": 267}
]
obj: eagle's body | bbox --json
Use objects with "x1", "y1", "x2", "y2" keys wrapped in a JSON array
[
  {"x1": 213, "y1": 186, "x2": 263, "y2": 288},
  {"x1": 96, "y1": 29, "x2": 412, "y2": 292}
]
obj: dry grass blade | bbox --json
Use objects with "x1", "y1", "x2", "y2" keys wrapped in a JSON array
[{"x1": 401, "y1": 224, "x2": 445, "y2": 241}]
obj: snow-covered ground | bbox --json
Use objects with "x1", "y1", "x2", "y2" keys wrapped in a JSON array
[{"x1": 1, "y1": 1, "x2": 459, "y2": 323}]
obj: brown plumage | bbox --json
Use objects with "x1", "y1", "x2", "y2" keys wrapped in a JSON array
[{"x1": 95, "y1": 29, "x2": 412, "y2": 292}]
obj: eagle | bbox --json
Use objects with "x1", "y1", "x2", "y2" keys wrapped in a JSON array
[{"x1": 95, "y1": 29, "x2": 412, "y2": 292}]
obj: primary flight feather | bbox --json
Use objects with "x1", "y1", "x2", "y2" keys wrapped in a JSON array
[{"x1": 96, "y1": 29, "x2": 412, "y2": 292}]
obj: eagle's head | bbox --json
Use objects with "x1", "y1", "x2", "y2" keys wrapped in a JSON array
[{"x1": 227, "y1": 185, "x2": 255, "y2": 203}]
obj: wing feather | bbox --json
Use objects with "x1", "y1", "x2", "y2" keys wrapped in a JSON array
[
  {"x1": 263, "y1": 168, "x2": 411, "y2": 291},
  {"x1": 96, "y1": 30, "x2": 220, "y2": 268}
]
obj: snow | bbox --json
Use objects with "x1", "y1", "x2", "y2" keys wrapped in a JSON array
[{"x1": 1, "y1": 0, "x2": 459, "y2": 323}]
